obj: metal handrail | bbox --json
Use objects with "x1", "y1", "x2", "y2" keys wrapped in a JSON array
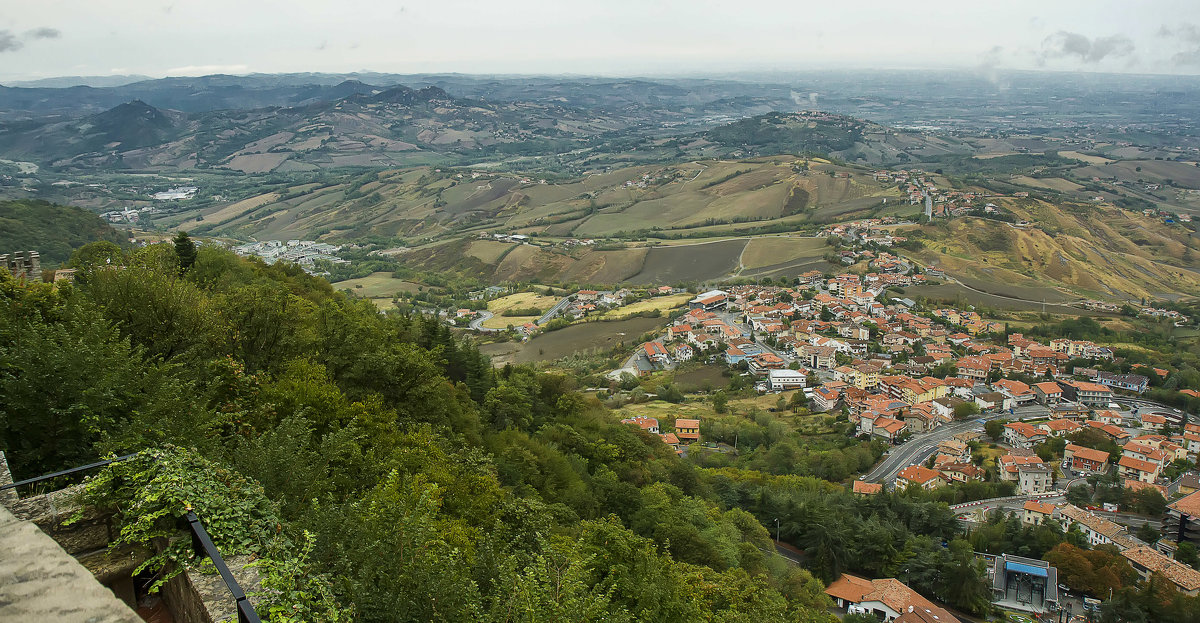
[
  {"x1": 185, "y1": 510, "x2": 262, "y2": 623},
  {"x1": 0, "y1": 453, "x2": 137, "y2": 491},
  {"x1": 2, "y1": 454, "x2": 262, "y2": 623}
]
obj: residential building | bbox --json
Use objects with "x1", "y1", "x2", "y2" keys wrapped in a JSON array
[
  {"x1": 1121, "y1": 546, "x2": 1200, "y2": 595},
  {"x1": 1022, "y1": 500, "x2": 1056, "y2": 525},
  {"x1": 1093, "y1": 371, "x2": 1149, "y2": 394},
  {"x1": 1033, "y1": 382, "x2": 1063, "y2": 405},
  {"x1": 895, "y1": 465, "x2": 946, "y2": 490},
  {"x1": 1164, "y1": 490, "x2": 1200, "y2": 550},
  {"x1": 620, "y1": 416, "x2": 659, "y2": 434},
  {"x1": 1064, "y1": 445, "x2": 1110, "y2": 474},
  {"x1": 853, "y1": 480, "x2": 883, "y2": 496},
  {"x1": 1058, "y1": 380, "x2": 1114, "y2": 407},
  {"x1": 674, "y1": 419, "x2": 700, "y2": 443},
  {"x1": 1058, "y1": 504, "x2": 1139, "y2": 549},
  {"x1": 1003, "y1": 422, "x2": 1048, "y2": 449},
  {"x1": 825, "y1": 574, "x2": 954, "y2": 623}
]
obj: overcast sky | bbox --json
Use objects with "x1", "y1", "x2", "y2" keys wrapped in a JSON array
[{"x1": 4, "y1": 0, "x2": 1200, "y2": 81}]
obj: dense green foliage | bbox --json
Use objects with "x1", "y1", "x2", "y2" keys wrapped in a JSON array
[
  {"x1": 0, "y1": 247, "x2": 843, "y2": 622},
  {"x1": 0, "y1": 199, "x2": 126, "y2": 266}
]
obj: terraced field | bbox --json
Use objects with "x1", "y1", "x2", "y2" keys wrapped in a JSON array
[
  {"x1": 480, "y1": 316, "x2": 668, "y2": 365},
  {"x1": 626, "y1": 239, "x2": 747, "y2": 284}
]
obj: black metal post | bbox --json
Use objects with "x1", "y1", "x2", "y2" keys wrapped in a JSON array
[{"x1": 185, "y1": 511, "x2": 262, "y2": 623}]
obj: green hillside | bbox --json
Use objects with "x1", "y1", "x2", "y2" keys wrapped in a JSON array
[{"x1": 0, "y1": 199, "x2": 126, "y2": 266}]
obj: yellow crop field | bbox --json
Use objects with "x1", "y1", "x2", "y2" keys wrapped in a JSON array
[
  {"x1": 596, "y1": 293, "x2": 692, "y2": 319},
  {"x1": 487, "y1": 291, "x2": 562, "y2": 314}
]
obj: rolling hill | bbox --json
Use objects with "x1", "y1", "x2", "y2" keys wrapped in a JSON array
[{"x1": 0, "y1": 199, "x2": 126, "y2": 266}]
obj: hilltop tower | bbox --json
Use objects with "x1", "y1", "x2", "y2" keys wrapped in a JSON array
[{"x1": 0, "y1": 251, "x2": 41, "y2": 281}]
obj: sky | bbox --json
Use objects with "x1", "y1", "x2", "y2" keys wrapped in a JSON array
[{"x1": 3, "y1": 0, "x2": 1200, "y2": 81}]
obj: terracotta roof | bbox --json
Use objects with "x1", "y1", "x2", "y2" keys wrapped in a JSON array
[
  {"x1": 897, "y1": 465, "x2": 944, "y2": 485},
  {"x1": 1118, "y1": 455, "x2": 1159, "y2": 474},
  {"x1": 1121, "y1": 546, "x2": 1200, "y2": 591},
  {"x1": 1169, "y1": 490, "x2": 1200, "y2": 518},
  {"x1": 621, "y1": 416, "x2": 658, "y2": 431},
  {"x1": 1035, "y1": 381, "x2": 1062, "y2": 394},
  {"x1": 674, "y1": 418, "x2": 700, "y2": 429},
  {"x1": 853, "y1": 480, "x2": 883, "y2": 495},
  {"x1": 824, "y1": 574, "x2": 942, "y2": 615},
  {"x1": 1023, "y1": 500, "x2": 1055, "y2": 515},
  {"x1": 1067, "y1": 445, "x2": 1110, "y2": 464}
]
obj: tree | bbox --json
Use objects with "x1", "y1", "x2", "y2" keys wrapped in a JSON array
[
  {"x1": 1136, "y1": 523, "x2": 1161, "y2": 544},
  {"x1": 712, "y1": 390, "x2": 729, "y2": 414},
  {"x1": 173, "y1": 231, "x2": 197, "y2": 273},
  {"x1": 1177, "y1": 542, "x2": 1200, "y2": 570},
  {"x1": 1066, "y1": 483, "x2": 1093, "y2": 507},
  {"x1": 953, "y1": 402, "x2": 980, "y2": 420},
  {"x1": 984, "y1": 418, "x2": 1009, "y2": 442}
]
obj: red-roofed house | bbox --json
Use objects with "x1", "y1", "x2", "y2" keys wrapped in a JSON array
[
  {"x1": 1034, "y1": 382, "x2": 1063, "y2": 405},
  {"x1": 1065, "y1": 444, "x2": 1110, "y2": 474},
  {"x1": 674, "y1": 419, "x2": 700, "y2": 443},
  {"x1": 825, "y1": 574, "x2": 953, "y2": 622},
  {"x1": 1118, "y1": 455, "x2": 1162, "y2": 484},
  {"x1": 1004, "y1": 422, "x2": 1048, "y2": 449},
  {"x1": 896, "y1": 465, "x2": 946, "y2": 490}
]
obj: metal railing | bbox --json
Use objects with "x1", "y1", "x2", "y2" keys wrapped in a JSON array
[
  {"x1": 0, "y1": 453, "x2": 137, "y2": 492},
  {"x1": 2, "y1": 455, "x2": 262, "y2": 623}
]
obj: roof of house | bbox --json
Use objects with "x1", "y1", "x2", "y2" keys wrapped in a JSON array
[
  {"x1": 1034, "y1": 381, "x2": 1063, "y2": 394},
  {"x1": 1058, "y1": 504, "x2": 1138, "y2": 548},
  {"x1": 852, "y1": 480, "x2": 883, "y2": 495},
  {"x1": 1169, "y1": 490, "x2": 1200, "y2": 518},
  {"x1": 674, "y1": 418, "x2": 700, "y2": 429},
  {"x1": 1067, "y1": 444, "x2": 1110, "y2": 463},
  {"x1": 1023, "y1": 500, "x2": 1056, "y2": 515},
  {"x1": 1118, "y1": 455, "x2": 1159, "y2": 474},
  {"x1": 824, "y1": 574, "x2": 942, "y2": 616},
  {"x1": 897, "y1": 465, "x2": 944, "y2": 485},
  {"x1": 1121, "y1": 545, "x2": 1200, "y2": 591},
  {"x1": 620, "y1": 416, "x2": 658, "y2": 431}
]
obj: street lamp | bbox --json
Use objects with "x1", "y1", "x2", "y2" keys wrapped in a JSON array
[{"x1": 775, "y1": 518, "x2": 781, "y2": 545}]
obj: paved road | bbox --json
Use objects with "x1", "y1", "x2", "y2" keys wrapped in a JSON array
[
  {"x1": 865, "y1": 418, "x2": 987, "y2": 486},
  {"x1": 468, "y1": 310, "x2": 502, "y2": 332},
  {"x1": 536, "y1": 295, "x2": 574, "y2": 326}
]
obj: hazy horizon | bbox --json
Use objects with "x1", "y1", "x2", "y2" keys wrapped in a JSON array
[{"x1": 4, "y1": 1, "x2": 1200, "y2": 82}]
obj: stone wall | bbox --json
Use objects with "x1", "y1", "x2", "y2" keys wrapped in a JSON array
[
  {"x1": 0, "y1": 502, "x2": 142, "y2": 623},
  {"x1": 0, "y1": 451, "x2": 266, "y2": 623}
]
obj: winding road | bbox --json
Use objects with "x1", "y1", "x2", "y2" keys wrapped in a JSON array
[
  {"x1": 864, "y1": 418, "x2": 987, "y2": 486},
  {"x1": 469, "y1": 310, "x2": 502, "y2": 332}
]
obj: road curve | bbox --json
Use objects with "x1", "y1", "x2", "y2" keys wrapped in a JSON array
[
  {"x1": 865, "y1": 419, "x2": 984, "y2": 486},
  {"x1": 469, "y1": 310, "x2": 502, "y2": 332}
]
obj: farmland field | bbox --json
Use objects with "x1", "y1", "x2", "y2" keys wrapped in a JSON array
[
  {"x1": 739, "y1": 236, "x2": 827, "y2": 270},
  {"x1": 487, "y1": 291, "x2": 562, "y2": 314},
  {"x1": 626, "y1": 239, "x2": 746, "y2": 284},
  {"x1": 905, "y1": 283, "x2": 1098, "y2": 314},
  {"x1": 332, "y1": 272, "x2": 423, "y2": 298},
  {"x1": 480, "y1": 316, "x2": 668, "y2": 365},
  {"x1": 1010, "y1": 176, "x2": 1083, "y2": 192},
  {"x1": 1057, "y1": 150, "x2": 1112, "y2": 165},
  {"x1": 595, "y1": 293, "x2": 693, "y2": 319}
]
